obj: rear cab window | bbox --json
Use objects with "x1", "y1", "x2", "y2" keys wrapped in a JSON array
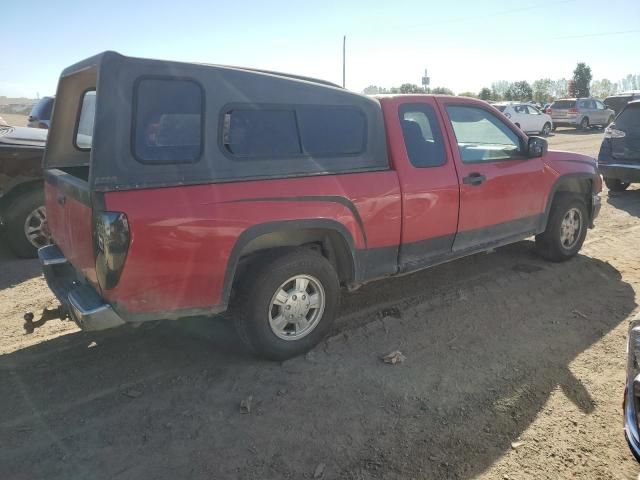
[
  {"x1": 398, "y1": 104, "x2": 446, "y2": 167},
  {"x1": 133, "y1": 78, "x2": 203, "y2": 164}
]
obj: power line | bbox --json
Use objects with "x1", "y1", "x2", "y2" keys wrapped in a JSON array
[{"x1": 553, "y1": 29, "x2": 640, "y2": 39}]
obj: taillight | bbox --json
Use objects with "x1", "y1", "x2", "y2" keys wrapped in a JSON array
[
  {"x1": 37, "y1": 122, "x2": 48, "y2": 129},
  {"x1": 604, "y1": 126, "x2": 626, "y2": 139},
  {"x1": 568, "y1": 108, "x2": 578, "y2": 114},
  {"x1": 93, "y1": 212, "x2": 130, "y2": 290}
]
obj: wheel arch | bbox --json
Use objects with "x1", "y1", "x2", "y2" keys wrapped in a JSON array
[
  {"x1": 221, "y1": 219, "x2": 357, "y2": 307},
  {"x1": 540, "y1": 173, "x2": 594, "y2": 231},
  {"x1": 0, "y1": 180, "x2": 43, "y2": 213}
]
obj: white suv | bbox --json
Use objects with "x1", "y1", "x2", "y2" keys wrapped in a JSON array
[{"x1": 495, "y1": 103, "x2": 553, "y2": 136}]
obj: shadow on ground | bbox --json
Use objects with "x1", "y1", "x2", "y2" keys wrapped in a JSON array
[
  {"x1": 0, "y1": 242, "x2": 41, "y2": 290},
  {"x1": 0, "y1": 243, "x2": 636, "y2": 479},
  {"x1": 607, "y1": 187, "x2": 640, "y2": 218},
  {"x1": 553, "y1": 127, "x2": 605, "y2": 136}
]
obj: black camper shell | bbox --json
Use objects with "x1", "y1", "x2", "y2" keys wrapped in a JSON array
[{"x1": 44, "y1": 51, "x2": 389, "y2": 191}]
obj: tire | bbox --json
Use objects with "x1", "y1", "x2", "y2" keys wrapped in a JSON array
[
  {"x1": 579, "y1": 117, "x2": 589, "y2": 130},
  {"x1": 535, "y1": 193, "x2": 588, "y2": 262},
  {"x1": 541, "y1": 122, "x2": 552, "y2": 136},
  {"x1": 232, "y1": 248, "x2": 340, "y2": 360},
  {"x1": 4, "y1": 189, "x2": 50, "y2": 258},
  {"x1": 604, "y1": 177, "x2": 630, "y2": 192}
]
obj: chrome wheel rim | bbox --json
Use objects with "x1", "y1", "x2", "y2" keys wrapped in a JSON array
[
  {"x1": 23, "y1": 206, "x2": 50, "y2": 249},
  {"x1": 560, "y1": 207, "x2": 582, "y2": 250},
  {"x1": 543, "y1": 124, "x2": 551, "y2": 135},
  {"x1": 268, "y1": 274, "x2": 325, "y2": 341}
]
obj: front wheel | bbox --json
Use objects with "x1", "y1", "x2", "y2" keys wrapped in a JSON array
[
  {"x1": 232, "y1": 249, "x2": 340, "y2": 360},
  {"x1": 604, "y1": 177, "x2": 630, "y2": 192},
  {"x1": 541, "y1": 122, "x2": 552, "y2": 136},
  {"x1": 535, "y1": 193, "x2": 588, "y2": 262}
]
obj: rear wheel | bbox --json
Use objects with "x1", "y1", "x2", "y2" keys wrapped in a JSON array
[
  {"x1": 541, "y1": 122, "x2": 552, "y2": 136},
  {"x1": 579, "y1": 117, "x2": 590, "y2": 130},
  {"x1": 604, "y1": 177, "x2": 630, "y2": 192},
  {"x1": 535, "y1": 193, "x2": 588, "y2": 262},
  {"x1": 232, "y1": 249, "x2": 340, "y2": 360},
  {"x1": 4, "y1": 189, "x2": 50, "y2": 258}
]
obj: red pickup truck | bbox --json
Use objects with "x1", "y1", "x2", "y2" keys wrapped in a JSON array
[{"x1": 38, "y1": 52, "x2": 601, "y2": 359}]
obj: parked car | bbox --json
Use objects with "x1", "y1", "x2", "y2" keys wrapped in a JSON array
[
  {"x1": 624, "y1": 315, "x2": 640, "y2": 462},
  {"x1": 27, "y1": 96, "x2": 55, "y2": 129},
  {"x1": 495, "y1": 102, "x2": 553, "y2": 135},
  {"x1": 604, "y1": 91, "x2": 640, "y2": 116},
  {"x1": 38, "y1": 51, "x2": 601, "y2": 360},
  {"x1": 598, "y1": 100, "x2": 640, "y2": 192},
  {"x1": 549, "y1": 98, "x2": 615, "y2": 130},
  {"x1": 0, "y1": 125, "x2": 49, "y2": 257}
]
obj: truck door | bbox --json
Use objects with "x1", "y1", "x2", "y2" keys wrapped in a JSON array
[
  {"x1": 436, "y1": 98, "x2": 547, "y2": 252},
  {"x1": 382, "y1": 97, "x2": 459, "y2": 270}
]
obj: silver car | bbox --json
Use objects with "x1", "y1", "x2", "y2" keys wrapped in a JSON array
[{"x1": 549, "y1": 98, "x2": 615, "y2": 130}]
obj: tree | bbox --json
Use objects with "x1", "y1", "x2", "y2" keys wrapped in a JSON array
[
  {"x1": 620, "y1": 74, "x2": 640, "y2": 92},
  {"x1": 398, "y1": 83, "x2": 425, "y2": 94},
  {"x1": 431, "y1": 86, "x2": 454, "y2": 95},
  {"x1": 590, "y1": 79, "x2": 616, "y2": 99},
  {"x1": 363, "y1": 85, "x2": 382, "y2": 95},
  {"x1": 478, "y1": 87, "x2": 493, "y2": 100},
  {"x1": 573, "y1": 62, "x2": 592, "y2": 97},
  {"x1": 491, "y1": 80, "x2": 511, "y2": 101},
  {"x1": 458, "y1": 91, "x2": 477, "y2": 98},
  {"x1": 532, "y1": 78, "x2": 553, "y2": 103},
  {"x1": 551, "y1": 78, "x2": 569, "y2": 99},
  {"x1": 506, "y1": 81, "x2": 533, "y2": 101}
]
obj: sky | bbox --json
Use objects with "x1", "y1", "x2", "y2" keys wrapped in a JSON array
[{"x1": 2, "y1": 0, "x2": 639, "y2": 98}]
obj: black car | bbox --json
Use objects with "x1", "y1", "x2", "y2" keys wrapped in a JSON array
[
  {"x1": 0, "y1": 126, "x2": 49, "y2": 257},
  {"x1": 598, "y1": 100, "x2": 640, "y2": 192},
  {"x1": 27, "y1": 96, "x2": 55, "y2": 129},
  {"x1": 604, "y1": 92, "x2": 640, "y2": 116}
]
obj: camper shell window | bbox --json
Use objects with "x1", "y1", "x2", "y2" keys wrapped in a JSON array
[{"x1": 133, "y1": 78, "x2": 204, "y2": 164}]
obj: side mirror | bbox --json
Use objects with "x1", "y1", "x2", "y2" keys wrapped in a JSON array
[{"x1": 527, "y1": 136, "x2": 548, "y2": 158}]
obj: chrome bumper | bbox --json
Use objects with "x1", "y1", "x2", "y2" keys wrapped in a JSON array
[{"x1": 38, "y1": 245, "x2": 125, "y2": 331}]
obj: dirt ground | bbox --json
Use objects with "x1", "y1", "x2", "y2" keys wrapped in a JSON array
[
  {"x1": 0, "y1": 114, "x2": 28, "y2": 127},
  {"x1": 1, "y1": 128, "x2": 639, "y2": 480}
]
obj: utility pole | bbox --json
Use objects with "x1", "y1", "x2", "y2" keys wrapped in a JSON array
[
  {"x1": 421, "y1": 69, "x2": 430, "y2": 93},
  {"x1": 342, "y1": 35, "x2": 346, "y2": 88}
]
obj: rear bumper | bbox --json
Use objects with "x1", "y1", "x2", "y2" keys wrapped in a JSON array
[
  {"x1": 598, "y1": 164, "x2": 640, "y2": 184},
  {"x1": 39, "y1": 245, "x2": 125, "y2": 331},
  {"x1": 552, "y1": 120, "x2": 579, "y2": 127}
]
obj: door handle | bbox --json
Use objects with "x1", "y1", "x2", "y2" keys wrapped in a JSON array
[
  {"x1": 462, "y1": 172, "x2": 486, "y2": 186},
  {"x1": 57, "y1": 194, "x2": 66, "y2": 206}
]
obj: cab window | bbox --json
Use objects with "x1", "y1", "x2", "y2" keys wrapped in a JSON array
[
  {"x1": 446, "y1": 106, "x2": 522, "y2": 163},
  {"x1": 399, "y1": 104, "x2": 446, "y2": 167}
]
